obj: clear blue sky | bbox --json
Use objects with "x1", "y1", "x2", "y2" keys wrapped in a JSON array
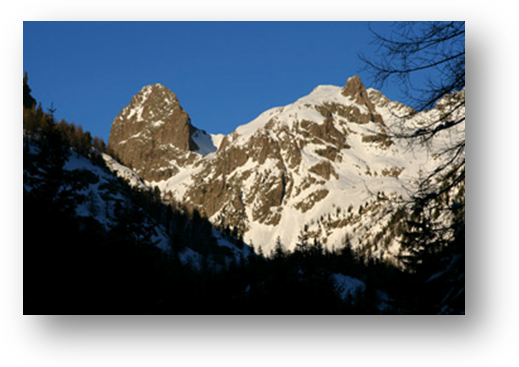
[{"x1": 24, "y1": 21, "x2": 400, "y2": 142}]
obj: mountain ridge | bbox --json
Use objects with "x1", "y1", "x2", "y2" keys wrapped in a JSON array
[{"x1": 107, "y1": 76, "x2": 465, "y2": 261}]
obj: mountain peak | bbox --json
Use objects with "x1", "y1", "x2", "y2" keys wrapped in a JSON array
[
  {"x1": 142, "y1": 82, "x2": 173, "y2": 94},
  {"x1": 342, "y1": 75, "x2": 369, "y2": 103},
  {"x1": 107, "y1": 84, "x2": 201, "y2": 181},
  {"x1": 341, "y1": 75, "x2": 383, "y2": 123},
  {"x1": 136, "y1": 83, "x2": 180, "y2": 107}
]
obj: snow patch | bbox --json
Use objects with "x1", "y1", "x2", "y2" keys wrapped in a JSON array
[
  {"x1": 192, "y1": 130, "x2": 218, "y2": 155},
  {"x1": 152, "y1": 120, "x2": 165, "y2": 128},
  {"x1": 102, "y1": 153, "x2": 149, "y2": 190},
  {"x1": 332, "y1": 273, "x2": 366, "y2": 301},
  {"x1": 210, "y1": 133, "x2": 225, "y2": 151}
]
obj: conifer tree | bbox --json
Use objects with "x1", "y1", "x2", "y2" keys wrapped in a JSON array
[
  {"x1": 272, "y1": 236, "x2": 286, "y2": 259},
  {"x1": 23, "y1": 72, "x2": 36, "y2": 109}
]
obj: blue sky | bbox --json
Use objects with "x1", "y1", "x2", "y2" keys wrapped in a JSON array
[{"x1": 24, "y1": 21, "x2": 400, "y2": 142}]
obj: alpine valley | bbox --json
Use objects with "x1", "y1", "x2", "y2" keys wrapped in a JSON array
[{"x1": 23, "y1": 73, "x2": 465, "y2": 314}]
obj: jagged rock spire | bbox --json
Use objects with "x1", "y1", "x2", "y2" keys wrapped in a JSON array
[
  {"x1": 107, "y1": 83, "x2": 200, "y2": 181},
  {"x1": 342, "y1": 75, "x2": 375, "y2": 109},
  {"x1": 342, "y1": 75, "x2": 383, "y2": 124}
]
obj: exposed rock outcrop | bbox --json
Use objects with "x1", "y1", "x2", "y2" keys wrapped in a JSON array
[
  {"x1": 341, "y1": 75, "x2": 384, "y2": 124},
  {"x1": 107, "y1": 84, "x2": 202, "y2": 182}
]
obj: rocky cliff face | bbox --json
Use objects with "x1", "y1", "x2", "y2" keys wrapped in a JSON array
[
  {"x1": 107, "y1": 84, "x2": 211, "y2": 182},
  {"x1": 108, "y1": 76, "x2": 465, "y2": 260}
]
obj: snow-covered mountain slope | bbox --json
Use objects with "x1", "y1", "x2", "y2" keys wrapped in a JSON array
[
  {"x1": 108, "y1": 76, "x2": 465, "y2": 261},
  {"x1": 102, "y1": 153, "x2": 149, "y2": 191},
  {"x1": 24, "y1": 137, "x2": 252, "y2": 268}
]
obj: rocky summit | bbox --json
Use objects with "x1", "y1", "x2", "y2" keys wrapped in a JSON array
[
  {"x1": 107, "y1": 83, "x2": 215, "y2": 182},
  {"x1": 108, "y1": 76, "x2": 465, "y2": 260}
]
